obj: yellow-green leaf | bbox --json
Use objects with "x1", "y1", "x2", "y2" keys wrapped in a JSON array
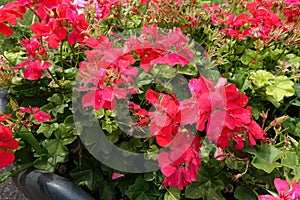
[{"x1": 266, "y1": 76, "x2": 294, "y2": 102}]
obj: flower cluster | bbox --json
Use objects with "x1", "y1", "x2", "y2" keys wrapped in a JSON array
[
  {"x1": 1, "y1": 0, "x2": 298, "y2": 197},
  {"x1": 197, "y1": 0, "x2": 300, "y2": 44},
  {"x1": 78, "y1": 25, "x2": 267, "y2": 189}
]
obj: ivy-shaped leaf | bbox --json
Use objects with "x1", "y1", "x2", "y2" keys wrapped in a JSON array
[
  {"x1": 249, "y1": 70, "x2": 274, "y2": 88},
  {"x1": 281, "y1": 151, "x2": 299, "y2": 170},
  {"x1": 70, "y1": 157, "x2": 103, "y2": 191},
  {"x1": 164, "y1": 188, "x2": 181, "y2": 200},
  {"x1": 234, "y1": 186, "x2": 256, "y2": 200},
  {"x1": 99, "y1": 180, "x2": 117, "y2": 200},
  {"x1": 185, "y1": 162, "x2": 225, "y2": 199},
  {"x1": 37, "y1": 123, "x2": 59, "y2": 138},
  {"x1": 125, "y1": 176, "x2": 158, "y2": 200},
  {"x1": 240, "y1": 49, "x2": 263, "y2": 68},
  {"x1": 244, "y1": 143, "x2": 283, "y2": 173},
  {"x1": 266, "y1": 76, "x2": 294, "y2": 102}
]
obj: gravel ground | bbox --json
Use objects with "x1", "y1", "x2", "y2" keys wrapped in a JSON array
[{"x1": 0, "y1": 168, "x2": 28, "y2": 200}]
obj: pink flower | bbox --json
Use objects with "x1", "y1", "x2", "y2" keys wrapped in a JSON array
[
  {"x1": 214, "y1": 147, "x2": 226, "y2": 161},
  {"x1": 20, "y1": 107, "x2": 51, "y2": 123},
  {"x1": 286, "y1": 0, "x2": 300, "y2": 6},
  {"x1": 259, "y1": 178, "x2": 300, "y2": 200},
  {"x1": 112, "y1": 172, "x2": 124, "y2": 180}
]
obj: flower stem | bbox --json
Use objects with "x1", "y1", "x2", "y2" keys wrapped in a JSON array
[{"x1": 47, "y1": 69, "x2": 62, "y2": 89}]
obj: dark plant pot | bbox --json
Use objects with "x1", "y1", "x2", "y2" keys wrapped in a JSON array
[
  {"x1": 0, "y1": 88, "x2": 8, "y2": 112},
  {"x1": 14, "y1": 169, "x2": 95, "y2": 200}
]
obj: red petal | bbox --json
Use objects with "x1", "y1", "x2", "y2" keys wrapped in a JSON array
[
  {"x1": 24, "y1": 61, "x2": 43, "y2": 80},
  {"x1": 30, "y1": 22, "x2": 50, "y2": 35},
  {"x1": 0, "y1": 23, "x2": 13, "y2": 36},
  {"x1": 145, "y1": 90, "x2": 159, "y2": 106},
  {"x1": 0, "y1": 150, "x2": 15, "y2": 168},
  {"x1": 156, "y1": 126, "x2": 173, "y2": 147}
]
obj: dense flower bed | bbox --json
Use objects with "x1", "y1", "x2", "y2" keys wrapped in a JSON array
[{"x1": 0, "y1": 0, "x2": 300, "y2": 199}]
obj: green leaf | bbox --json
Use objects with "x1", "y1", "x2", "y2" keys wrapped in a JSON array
[
  {"x1": 136, "y1": 193, "x2": 151, "y2": 200},
  {"x1": 71, "y1": 168, "x2": 103, "y2": 191},
  {"x1": 34, "y1": 138, "x2": 69, "y2": 171},
  {"x1": 282, "y1": 118, "x2": 300, "y2": 137},
  {"x1": 294, "y1": 83, "x2": 300, "y2": 97},
  {"x1": 285, "y1": 53, "x2": 300, "y2": 68},
  {"x1": 264, "y1": 96, "x2": 281, "y2": 108},
  {"x1": 0, "y1": 162, "x2": 33, "y2": 183},
  {"x1": 249, "y1": 70, "x2": 274, "y2": 88},
  {"x1": 234, "y1": 186, "x2": 256, "y2": 200},
  {"x1": 151, "y1": 64, "x2": 177, "y2": 79},
  {"x1": 99, "y1": 180, "x2": 117, "y2": 200},
  {"x1": 126, "y1": 177, "x2": 150, "y2": 200},
  {"x1": 135, "y1": 71, "x2": 154, "y2": 87},
  {"x1": 241, "y1": 49, "x2": 262, "y2": 68},
  {"x1": 185, "y1": 163, "x2": 225, "y2": 199},
  {"x1": 47, "y1": 94, "x2": 64, "y2": 104},
  {"x1": 266, "y1": 76, "x2": 294, "y2": 102},
  {"x1": 17, "y1": 131, "x2": 41, "y2": 150},
  {"x1": 177, "y1": 64, "x2": 198, "y2": 76},
  {"x1": 54, "y1": 104, "x2": 68, "y2": 115},
  {"x1": 164, "y1": 188, "x2": 181, "y2": 200},
  {"x1": 93, "y1": 109, "x2": 105, "y2": 119},
  {"x1": 244, "y1": 143, "x2": 283, "y2": 173},
  {"x1": 281, "y1": 151, "x2": 299, "y2": 170},
  {"x1": 292, "y1": 100, "x2": 300, "y2": 107},
  {"x1": 225, "y1": 158, "x2": 245, "y2": 171},
  {"x1": 37, "y1": 123, "x2": 58, "y2": 138}
]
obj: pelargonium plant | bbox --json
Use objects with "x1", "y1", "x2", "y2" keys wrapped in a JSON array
[{"x1": 0, "y1": 0, "x2": 300, "y2": 199}]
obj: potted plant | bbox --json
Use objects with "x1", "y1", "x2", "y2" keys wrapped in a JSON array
[{"x1": 0, "y1": 0, "x2": 300, "y2": 199}]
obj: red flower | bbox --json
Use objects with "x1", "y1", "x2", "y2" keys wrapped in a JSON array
[
  {"x1": 31, "y1": 19, "x2": 67, "y2": 49},
  {"x1": 146, "y1": 90, "x2": 181, "y2": 147},
  {"x1": 188, "y1": 76, "x2": 266, "y2": 149},
  {"x1": 67, "y1": 14, "x2": 88, "y2": 45},
  {"x1": 84, "y1": 36, "x2": 109, "y2": 48},
  {"x1": 128, "y1": 102, "x2": 150, "y2": 126},
  {"x1": 158, "y1": 131, "x2": 201, "y2": 190},
  {"x1": 14, "y1": 59, "x2": 50, "y2": 80},
  {"x1": 82, "y1": 86, "x2": 127, "y2": 110},
  {"x1": 33, "y1": 111, "x2": 52, "y2": 123},
  {"x1": 246, "y1": 120, "x2": 267, "y2": 146},
  {"x1": 20, "y1": 107, "x2": 52, "y2": 123},
  {"x1": 13, "y1": 39, "x2": 50, "y2": 80},
  {"x1": 79, "y1": 42, "x2": 138, "y2": 111},
  {"x1": 0, "y1": 124, "x2": 18, "y2": 168},
  {"x1": 0, "y1": 2, "x2": 26, "y2": 36},
  {"x1": 0, "y1": 150, "x2": 16, "y2": 168},
  {"x1": 0, "y1": 114, "x2": 12, "y2": 122}
]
